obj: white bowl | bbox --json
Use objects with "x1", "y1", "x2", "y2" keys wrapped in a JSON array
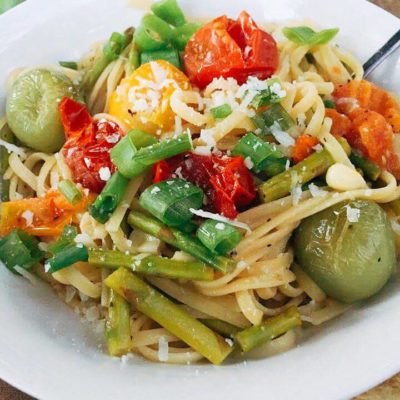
[{"x1": 0, "y1": 1, "x2": 399, "y2": 399}]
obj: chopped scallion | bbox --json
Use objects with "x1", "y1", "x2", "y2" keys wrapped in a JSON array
[
  {"x1": 58, "y1": 179, "x2": 82, "y2": 205},
  {"x1": 252, "y1": 104, "x2": 295, "y2": 136},
  {"x1": 196, "y1": 220, "x2": 242, "y2": 255},
  {"x1": 0, "y1": 229, "x2": 43, "y2": 274},
  {"x1": 323, "y1": 99, "x2": 336, "y2": 109},
  {"x1": 89, "y1": 172, "x2": 129, "y2": 224},
  {"x1": 210, "y1": 104, "x2": 233, "y2": 120},
  {"x1": 140, "y1": 178, "x2": 203, "y2": 227},
  {"x1": 46, "y1": 244, "x2": 89, "y2": 274},
  {"x1": 48, "y1": 225, "x2": 78, "y2": 254}
]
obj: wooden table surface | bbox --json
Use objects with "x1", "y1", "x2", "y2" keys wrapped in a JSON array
[{"x1": 0, "y1": 0, "x2": 399, "y2": 399}]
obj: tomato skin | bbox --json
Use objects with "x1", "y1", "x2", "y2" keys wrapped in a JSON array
[
  {"x1": 60, "y1": 98, "x2": 124, "y2": 193},
  {"x1": 183, "y1": 11, "x2": 278, "y2": 88},
  {"x1": 153, "y1": 152, "x2": 256, "y2": 218}
]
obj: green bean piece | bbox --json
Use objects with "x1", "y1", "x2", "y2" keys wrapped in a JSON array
[
  {"x1": 89, "y1": 172, "x2": 129, "y2": 224},
  {"x1": 172, "y1": 22, "x2": 202, "y2": 50},
  {"x1": 349, "y1": 149, "x2": 381, "y2": 181},
  {"x1": 105, "y1": 268, "x2": 234, "y2": 364},
  {"x1": 140, "y1": 48, "x2": 181, "y2": 69},
  {"x1": 151, "y1": 0, "x2": 186, "y2": 27},
  {"x1": 128, "y1": 211, "x2": 235, "y2": 274},
  {"x1": 134, "y1": 14, "x2": 174, "y2": 51},
  {"x1": 200, "y1": 319, "x2": 241, "y2": 337},
  {"x1": 81, "y1": 28, "x2": 133, "y2": 94},
  {"x1": 88, "y1": 249, "x2": 214, "y2": 281},
  {"x1": 259, "y1": 137, "x2": 351, "y2": 202},
  {"x1": 106, "y1": 289, "x2": 132, "y2": 356},
  {"x1": 0, "y1": 229, "x2": 44, "y2": 274},
  {"x1": 140, "y1": 179, "x2": 203, "y2": 227},
  {"x1": 0, "y1": 123, "x2": 15, "y2": 201},
  {"x1": 234, "y1": 306, "x2": 301, "y2": 352}
]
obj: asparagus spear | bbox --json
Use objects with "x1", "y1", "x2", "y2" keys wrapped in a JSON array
[
  {"x1": 81, "y1": 28, "x2": 133, "y2": 95},
  {"x1": 105, "y1": 289, "x2": 132, "y2": 356},
  {"x1": 105, "y1": 268, "x2": 234, "y2": 365},
  {"x1": 234, "y1": 306, "x2": 301, "y2": 352},
  {"x1": 200, "y1": 319, "x2": 241, "y2": 337},
  {"x1": 349, "y1": 150, "x2": 381, "y2": 181},
  {"x1": 88, "y1": 249, "x2": 214, "y2": 281},
  {"x1": 127, "y1": 211, "x2": 235, "y2": 274},
  {"x1": 259, "y1": 138, "x2": 351, "y2": 203}
]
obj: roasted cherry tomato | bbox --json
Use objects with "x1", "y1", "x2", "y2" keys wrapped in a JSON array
[
  {"x1": 0, "y1": 190, "x2": 94, "y2": 237},
  {"x1": 292, "y1": 134, "x2": 320, "y2": 163},
  {"x1": 60, "y1": 98, "x2": 124, "y2": 193},
  {"x1": 109, "y1": 60, "x2": 190, "y2": 134},
  {"x1": 153, "y1": 152, "x2": 256, "y2": 218},
  {"x1": 183, "y1": 11, "x2": 279, "y2": 88}
]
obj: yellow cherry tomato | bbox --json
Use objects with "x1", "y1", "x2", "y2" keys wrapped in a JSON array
[{"x1": 109, "y1": 60, "x2": 190, "y2": 134}]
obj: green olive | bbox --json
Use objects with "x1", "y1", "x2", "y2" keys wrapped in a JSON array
[
  {"x1": 6, "y1": 69, "x2": 80, "y2": 153},
  {"x1": 294, "y1": 200, "x2": 396, "y2": 303}
]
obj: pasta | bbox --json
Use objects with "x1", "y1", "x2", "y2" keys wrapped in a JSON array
[{"x1": 1, "y1": 3, "x2": 399, "y2": 366}]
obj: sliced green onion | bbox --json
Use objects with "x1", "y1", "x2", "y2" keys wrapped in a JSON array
[
  {"x1": 46, "y1": 244, "x2": 89, "y2": 274},
  {"x1": 128, "y1": 211, "x2": 235, "y2": 273},
  {"x1": 151, "y1": 0, "x2": 186, "y2": 27},
  {"x1": 140, "y1": 179, "x2": 203, "y2": 227},
  {"x1": 113, "y1": 133, "x2": 192, "y2": 179},
  {"x1": 59, "y1": 61, "x2": 78, "y2": 70},
  {"x1": 48, "y1": 225, "x2": 78, "y2": 254},
  {"x1": 210, "y1": 104, "x2": 232, "y2": 120},
  {"x1": 172, "y1": 22, "x2": 202, "y2": 50},
  {"x1": 89, "y1": 172, "x2": 129, "y2": 224},
  {"x1": 350, "y1": 149, "x2": 381, "y2": 181},
  {"x1": 140, "y1": 48, "x2": 181, "y2": 69},
  {"x1": 88, "y1": 248, "x2": 214, "y2": 281},
  {"x1": 134, "y1": 14, "x2": 174, "y2": 51},
  {"x1": 234, "y1": 306, "x2": 302, "y2": 352},
  {"x1": 0, "y1": 229, "x2": 44, "y2": 274},
  {"x1": 196, "y1": 220, "x2": 242, "y2": 255},
  {"x1": 283, "y1": 26, "x2": 339, "y2": 46},
  {"x1": 232, "y1": 132, "x2": 285, "y2": 174},
  {"x1": 0, "y1": 0, "x2": 24, "y2": 14},
  {"x1": 58, "y1": 179, "x2": 82, "y2": 205},
  {"x1": 252, "y1": 104, "x2": 295, "y2": 136},
  {"x1": 111, "y1": 129, "x2": 157, "y2": 178},
  {"x1": 323, "y1": 99, "x2": 336, "y2": 109},
  {"x1": 104, "y1": 32, "x2": 129, "y2": 61}
]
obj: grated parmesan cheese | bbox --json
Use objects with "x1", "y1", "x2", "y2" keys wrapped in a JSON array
[
  {"x1": 21, "y1": 210, "x2": 34, "y2": 226},
  {"x1": 99, "y1": 167, "x2": 111, "y2": 182},
  {"x1": 215, "y1": 222, "x2": 226, "y2": 231},
  {"x1": 14, "y1": 266, "x2": 38, "y2": 285},
  {"x1": 308, "y1": 183, "x2": 327, "y2": 198},
  {"x1": 291, "y1": 185, "x2": 302, "y2": 205},
  {"x1": 270, "y1": 122, "x2": 295, "y2": 147},
  {"x1": 244, "y1": 157, "x2": 254, "y2": 170},
  {"x1": 189, "y1": 208, "x2": 251, "y2": 232},
  {"x1": 345, "y1": 205, "x2": 360, "y2": 223}
]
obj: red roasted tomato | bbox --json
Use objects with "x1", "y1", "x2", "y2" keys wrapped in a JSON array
[
  {"x1": 60, "y1": 98, "x2": 125, "y2": 193},
  {"x1": 183, "y1": 11, "x2": 279, "y2": 88},
  {"x1": 153, "y1": 152, "x2": 256, "y2": 219}
]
